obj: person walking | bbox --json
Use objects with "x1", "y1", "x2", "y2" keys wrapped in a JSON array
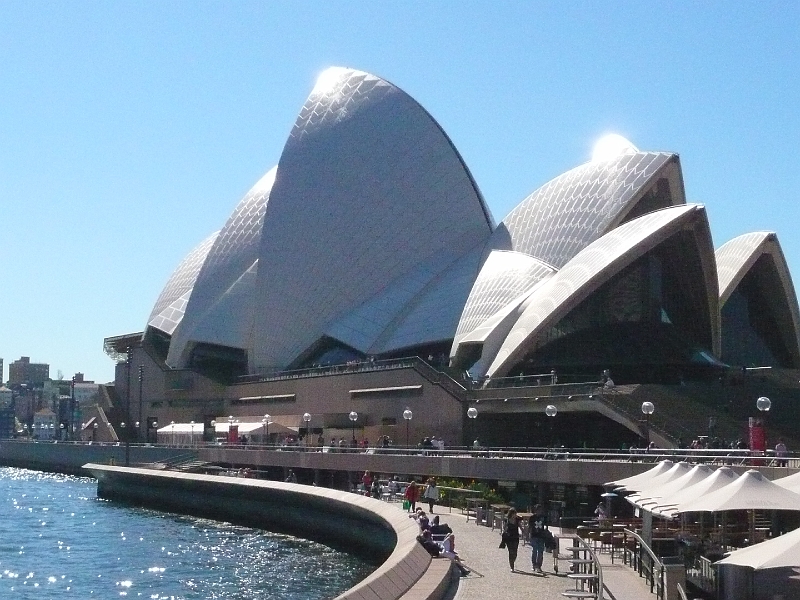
[
  {"x1": 502, "y1": 508, "x2": 521, "y2": 571},
  {"x1": 404, "y1": 481, "x2": 420, "y2": 512},
  {"x1": 423, "y1": 477, "x2": 440, "y2": 513},
  {"x1": 528, "y1": 504, "x2": 549, "y2": 575}
]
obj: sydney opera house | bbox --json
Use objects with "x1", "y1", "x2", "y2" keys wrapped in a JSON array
[{"x1": 103, "y1": 67, "x2": 800, "y2": 449}]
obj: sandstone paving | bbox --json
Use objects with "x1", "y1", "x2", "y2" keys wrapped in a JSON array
[{"x1": 396, "y1": 504, "x2": 654, "y2": 600}]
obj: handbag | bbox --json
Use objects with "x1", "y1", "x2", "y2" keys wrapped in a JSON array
[
  {"x1": 498, "y1": 531, "x2": 508, "y2": 549},
  {"x1": 544, "y1": 528, "x2": 556, "y2": 551},
  {"x1": 402, "y1": 499, "x2": 410, "y2": 510}
]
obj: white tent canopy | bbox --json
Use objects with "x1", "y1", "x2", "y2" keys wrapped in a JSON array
[
  {"x1": 627, "y1": 464, "x2": 715, "y2": 511},
  {"x1": 606, "y1": 460, "x2": 674, "y2": 492},
  {"x1": 625, "y1": 462, "x2": 701, "y2": 506},
  {"x1": 156, "y1": 419, "x2": 296, "y2": 444},
  {"x1": 677, "y1": 470, "x2": 800, "y2": 513},
  {"x1": 716, "y1": 526, "x2": 800, "y2": 570},
  {"x1": 773, "y1": 470, "x2": 800, "y2": 495},
  {"x1": 653, "y1": 466, "x2": 739, "y2": 518}
]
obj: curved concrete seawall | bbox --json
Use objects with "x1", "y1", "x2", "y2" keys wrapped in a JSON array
[{"x1": 84, "y1": 464, "x2": 452, "y2": 600}]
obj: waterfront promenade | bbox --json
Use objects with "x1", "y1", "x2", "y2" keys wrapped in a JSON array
[{"x1": 427, "y1": 506, "x2": 653, "y2": 600}]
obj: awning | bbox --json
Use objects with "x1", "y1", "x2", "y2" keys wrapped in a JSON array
[{"x1": 716, "y1": 525, "x2": 800, "y2": 569}]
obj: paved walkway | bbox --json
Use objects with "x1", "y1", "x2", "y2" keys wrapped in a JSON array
[{"x1": 399, "y1": 504, "x2": 653, "y2": 600}]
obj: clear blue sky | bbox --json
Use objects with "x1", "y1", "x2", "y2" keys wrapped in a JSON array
[{"x1": 1, "y1": 2, "x2": 798, "y2": 383}]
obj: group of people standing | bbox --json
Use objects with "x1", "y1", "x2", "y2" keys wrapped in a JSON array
[
  {"x1": 501, "y1": 505, "x2": 552, "y2": 574},
  {"x1": 403, "y1": 477, "x2": 440, "y2": 513}
]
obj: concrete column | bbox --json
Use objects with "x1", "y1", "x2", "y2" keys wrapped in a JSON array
[{"x1": 662, "y1": 560, "x2": 686, "y2": 600}]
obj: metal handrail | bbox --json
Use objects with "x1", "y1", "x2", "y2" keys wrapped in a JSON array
[
  {"x1": 621, "y1": 528, "x2": 665, "y2": 599},
  {"x1": 6, "y1": 437, "x2": 796, "y2": 469},
  {"x1": 557, "y1": 533, "x2": 604, "y2": 600}
]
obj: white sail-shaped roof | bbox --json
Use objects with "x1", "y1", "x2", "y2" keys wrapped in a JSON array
[
  {"x1": 716, "y1": 231, "x2": 800, "y2": 367},
  {"x1": 249, "y1": 68, "x2": 493, "y2": 373},
  {"x1": 147, "y1": 231, "x2": 219, "y2": 336},
  {"x1": 167, "y1": 167, "x2": 275, "y2": 367},
  {"x1": 491, "y1": 152, "x2": 684, "y2": 269},
  {"x1": 486, "y1": 204, "x2": 719, "y2": 378}
]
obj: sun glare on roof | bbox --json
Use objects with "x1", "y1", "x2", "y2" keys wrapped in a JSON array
[
  {"x1": 312, "y1": 67, "x2": 349, "y2": 95},
  {"x1": 591, "y1": 134, "x2": 638, "y2": 162}
]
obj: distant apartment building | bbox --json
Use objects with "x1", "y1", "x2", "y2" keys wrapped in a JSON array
[
  {"x1": 9, "y1": 357, "x2": 49, "y2": 387},
  {"x1": 0, "y1": 358, "x2": 4, "y2": 384},
  {"x1": 72, "y1": 373, "x2": 99, "y2": 406},
  {"x1": 0, "y1": 386, "x2": 13, "y2": 438}
]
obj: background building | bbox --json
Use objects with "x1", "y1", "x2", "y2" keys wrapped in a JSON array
[
  {"x1": 0, "y1": 386, "x2": 13, "y2": 439},
  {"x1": 9, "y1": 356, "x2": 49, "y2": 387}
]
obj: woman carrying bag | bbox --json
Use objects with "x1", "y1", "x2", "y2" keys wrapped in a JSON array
[
  {"x1": 500, "y1": 507, "x2": 521, "y2": 572},
  {"x1": 404, "y1": 481, "x2": 420, "y2": 512}
]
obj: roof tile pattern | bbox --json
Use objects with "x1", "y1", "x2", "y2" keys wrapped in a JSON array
[
  {"x1": 147, "y1": 231, "x2": 219, "y2": 335},
  {"x1": 167, "y1": 168, "x2": 275, "y2": 366},
  {"x1": 249, "y1": 68, "x2": 492, "y2": 372},
  {"x1": 496, "y1": 152, "x2": 678, "y2": 268},
  {"x1": 454, "y1": 250, "x2": 556, "y2": 345}
]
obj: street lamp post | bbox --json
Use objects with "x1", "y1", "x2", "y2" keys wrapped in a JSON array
[
  {"x1": 403, "y1": 408, "x2": 412, "y2": 449},
  {"x1": 138, "y1": 365, "x2": 144, "y2": 441},
  {"x1": 757, "y1": 396, "x2": 771, "y2": 449},
  {"x1": 349, "y1": 411, "x2": 358, "y2": 445},
  {"x1": 467, "y1": 406, "x2": 478, "y2": 448},
  {"x1": 59, "y1": 422, "x2": 65, "y2": 441},
  {"x1": 545, "y1": 404, "x2": 557, "y2": 448},
  {"x1": 641, "y1": 401, "x2": 655, "y2": 446},
  {"x1": 170, "y1": 420, "x2": 176, "y2": 446},
  {"x1": 121, "y1": 422, "x2": 130, "y2": 466},
  {"x1": 303, "y1": 412, "x2": 311, "y2": 448},
  {"x1": 92, "y1": 422, "x2": 98, "y2": 442}
]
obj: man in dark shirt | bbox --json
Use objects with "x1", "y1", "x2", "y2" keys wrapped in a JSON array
[{"x1": 528, "y1": 504, "x2": 549, "y2": 574}]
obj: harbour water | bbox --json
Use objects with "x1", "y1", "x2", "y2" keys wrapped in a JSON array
[{"x1": 0, "y1": 467, "x2": 374, "y2": 599}]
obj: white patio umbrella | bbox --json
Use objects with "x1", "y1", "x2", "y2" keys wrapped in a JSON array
[
  {"x1": 677, "y1": 470, "x2": 800, "y2": 514},
  {"x1": 627, "y1": 463, "x2": 712, "y2": 509},
  {"x1": 773, "y1": 470, "x2": 800, "y2": 495},
  {"x1": 653, "y1": 466, "x2": 739, "y2": 518},
  {"x1": 716, "y1": 525, "x2": 800, "y2": 569},
  {"x1": 606, "y1": 460, "x2": 674, "y2": 492},
  {"x1": 676, "y1": 470, "x2": 800, "y2": 549}
]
